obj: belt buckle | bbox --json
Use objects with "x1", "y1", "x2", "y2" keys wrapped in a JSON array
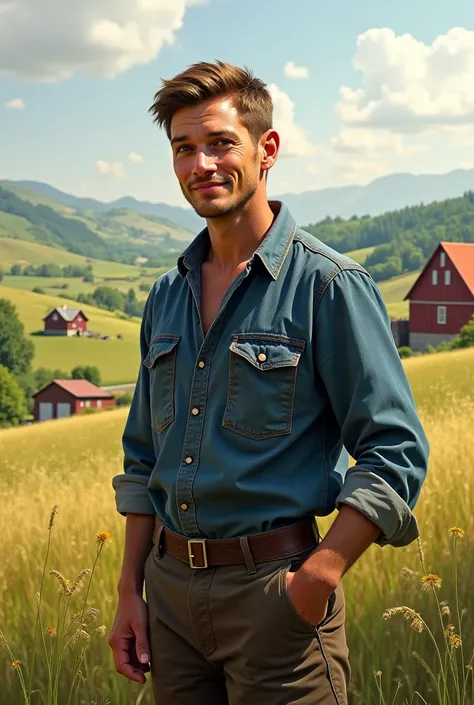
[{"x1": 187, "y1": 539, "x2": 208, "y2": 569}]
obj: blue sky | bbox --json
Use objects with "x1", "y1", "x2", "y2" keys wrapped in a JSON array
[{"x1": 1, "y1": 0, "x2": 474, "y2": 206}]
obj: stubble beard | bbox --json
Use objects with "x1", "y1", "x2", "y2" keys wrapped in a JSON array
[{"x1": 180, "y1": 180, "x2": 259, "y2": 220}]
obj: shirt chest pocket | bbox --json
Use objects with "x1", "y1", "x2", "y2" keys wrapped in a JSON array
[
  {"x1": 223, "y1": 334, "x2": 305, "y2": 440},
  {"x1": 143, "y1": 335, "x2": 180, "y2": 434}
]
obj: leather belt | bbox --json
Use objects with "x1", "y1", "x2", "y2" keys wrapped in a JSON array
[{"x1": 152, "y1": 517, "x2": 319, "y2": 569}]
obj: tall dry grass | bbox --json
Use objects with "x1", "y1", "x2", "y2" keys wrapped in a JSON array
[{"x1": 0, "y1": 391, "x2": 472, "y2": 703}]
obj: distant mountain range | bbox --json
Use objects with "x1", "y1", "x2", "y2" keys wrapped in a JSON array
[{"x1": 3, "y1": 167, "x2": 474, "y2": 231}]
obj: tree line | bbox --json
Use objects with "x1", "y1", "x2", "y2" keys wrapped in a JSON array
[{"x1": 303, "y1": 191, "x2": 474, "y2": 281}]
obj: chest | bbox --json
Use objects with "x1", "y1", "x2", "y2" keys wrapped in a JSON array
[{"x1": 200, "y1": 263, "x2": 247, "y2": 336}]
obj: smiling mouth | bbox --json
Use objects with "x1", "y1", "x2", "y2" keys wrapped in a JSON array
[{"x1": 192, "y1": 182, "x2": 228, "y2": 193}]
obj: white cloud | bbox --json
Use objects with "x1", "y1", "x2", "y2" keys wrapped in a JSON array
[
  {"x1": 330, "y1": 129, "x2": 428, "y2": 156},
  {"x1": 96, "y1": 160, "x2": 126, "y2": 179},
  {"x1": 284, "y1": 61, "x2": 309, "y2": 80},
  {"x1": 336, "y1": 27, "x2": 474, "y2": 133},
  {"x1": 460, "y1": 162, "x2": 474, "y2": 170},
  {"x1": 269, "y1": 84, "x2": 317, "y2": 158},
  {"x1": 128, "y1": 151, "x2": 144, "y2": 163},
  {"x1": 4, "y1": 98, "x2": 25, "y2": 109},
  {"x1": 0, "y1": 0, "x2": 203, "y2": 82}
]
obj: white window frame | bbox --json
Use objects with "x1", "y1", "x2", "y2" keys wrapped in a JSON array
[
  {"x1": 97, "y1": 400, "x2": 102, "y2": 409},
  {"x1": 52, "y1": 313, "x2": 58, "y2": 321},
  {"x1": 86, "y1": 400, "x2": 91, "y2": 408},
  {"x1": 437, "y1": 305, "x2": 447, "y2": 325},
  {"x1": 432, "y1": 269, "x2": 438, "y2": 285},
  {"x1": 444, "y1": 270, "x2": 451, "y2": 285},
  {"x1": 440, "y1": 252, "x2": 446, "y2": 267}
]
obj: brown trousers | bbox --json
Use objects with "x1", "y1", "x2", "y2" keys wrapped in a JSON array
[{"x1": 144, "y1": 541, "x2": 350, "y2": 704}]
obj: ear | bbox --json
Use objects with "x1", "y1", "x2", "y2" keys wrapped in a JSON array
[{"x1": 260, "y1": 129, "x2": 280, "y2": 174}]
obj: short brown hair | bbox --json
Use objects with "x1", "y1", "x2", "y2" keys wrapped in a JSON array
[{"x1": 149, "y1": 60, "x2": 273, "y2": 144}]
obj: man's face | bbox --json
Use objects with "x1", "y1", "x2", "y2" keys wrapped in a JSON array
[{"x1": 170, "y1": 96, "x2": 267, "y2": 219}]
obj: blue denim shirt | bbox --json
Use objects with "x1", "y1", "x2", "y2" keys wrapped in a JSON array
[{"x1": 113, "y1": 201, "x2": 429, "y2": 547}]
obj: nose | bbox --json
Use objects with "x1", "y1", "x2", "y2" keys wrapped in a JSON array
[{"x1": 192, "y1": 149, "x2": 217, "y2": 176}]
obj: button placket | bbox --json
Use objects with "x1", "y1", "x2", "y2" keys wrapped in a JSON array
[{"x1": 176, "y1": 265, "x2": 252, "y2": 536}]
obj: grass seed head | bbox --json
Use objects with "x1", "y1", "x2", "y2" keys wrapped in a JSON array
[
  {"x1": 50, "y1": 570, "x2": 72, "y2": 596},
  {"x1": 70, "y1": 568, "x2": 91, "y2": 594},
  {"x1": 10, "y1": 660, "x2": 21, "y2": 670},
  {"x1": 45, "y1": 626, "x2": 57, "y2": 637},
  {"x1": 383, "y1": 606, "x2": 424, "y2": 633},
  {"x1": 48, "y1": 505, "x2": 59, "y2": 530},
  {"x1": 400, "y1": 567, "x2": 415, "y2": 580}
]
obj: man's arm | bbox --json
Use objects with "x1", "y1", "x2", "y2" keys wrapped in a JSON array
[
  {"x1": 109, "y1": 291, "x2": 157, "y2": 682},
  {"x1": 288, "y1": 267, "x2": 429, "y2": 625}
]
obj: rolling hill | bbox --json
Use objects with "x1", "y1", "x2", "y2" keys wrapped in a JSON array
[
  {"x1": 5, "y1": 168, "x2": 474, "y2": 236},
  {"x1": 0, "y1": 184, "x2": 194, "y2": 266}
]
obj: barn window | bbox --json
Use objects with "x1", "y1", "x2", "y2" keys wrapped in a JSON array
[
  {"x1": 440, "y1": 252, "x2": 446, "y2": 267},
  {"x1": 52, "y1": 313, "x2": 58, "y2": 321},
  {"x1": 97, "y1": 400, "x2": 102, "y2": 409},
  {"x1": 432, "y1": 270, "x2": 438, "y2": 285},
  {"x1": 86, "y1": 400, "x2": 91, "y2": 408},
  {"x1": 437, "y1": 306, "x2": 447, "y2": 325},
  {"x1": 444, "y1": 270, "x2": 451, "y2": 285},
  {"x1": 78, "y1": 316, "x2": 82, "y2": 322},
  {"x1": 80, "y1": 401, "x2": 84, "y2": 407},
  {"x1": 72, "y1": 323, "x2": 76, "y2": 328}
]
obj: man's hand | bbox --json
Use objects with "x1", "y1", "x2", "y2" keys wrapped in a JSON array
[
  {"x1": 109, "y1": 593, "x2": 151, "y2": 684},
  {"x1": 286, "y1": 568, "x2": 333, "y2": 627},
  {"x1": 286, "y1": 505, "x2": 382, "y2": 627}
]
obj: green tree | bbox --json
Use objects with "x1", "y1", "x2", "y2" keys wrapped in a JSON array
[
  {"x1": 71, "y1": 365, "x2": 101, "y2": 386},
  {"x1": 450, "y1": 315, "x2": 474, "y2": 349},
  {"x1": 10, "y1": 264, "x2": 23, "y2": 276},
  {"x1": 0, "y1": 267, "x2": 4, "y2": 282},
  {"x1": 0, "y1": 298, "x2": 35, "y2": 378},
  {"x1": 0, "y1": 364, "x2": 27, "y2": 427}
]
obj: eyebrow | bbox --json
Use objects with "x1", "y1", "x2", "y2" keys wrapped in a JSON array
[{"x1": 170, "y1": 130, "x2": 240, "y2": 146}]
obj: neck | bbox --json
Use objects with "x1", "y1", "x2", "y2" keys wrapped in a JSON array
[{"x1": 205, "y1": 192, "x2": 276, "y2": 271}]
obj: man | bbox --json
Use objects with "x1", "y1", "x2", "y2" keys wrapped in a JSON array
[{"x1": 109, "y1": 60, "x2": 429, "y2": 704}]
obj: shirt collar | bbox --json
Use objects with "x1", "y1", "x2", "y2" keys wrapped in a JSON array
[{"x1": 177, "y1": 200, "x2": 296, "y2": 280}]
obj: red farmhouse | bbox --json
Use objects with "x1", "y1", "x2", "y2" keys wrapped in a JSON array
[
  {"x1": 33, "y1": 380, "x2": 115, "y2": 422},
  {"x1": 405, "y1": 241, "x2": 474, "y2": 351},
  {"x1": 43, "y1": 306, "x2": 88, "y2": 336}
]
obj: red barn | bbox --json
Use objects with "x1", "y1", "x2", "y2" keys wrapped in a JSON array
[
  {"x1": 43, "y1": 306, "x2": 88, "y2": 336},
  {"x1": 404, "y1": 242, "x2": 474, "y2": 351},
  {"x1": 33, "y1": 380, "x2": 115, "y2": 422}
]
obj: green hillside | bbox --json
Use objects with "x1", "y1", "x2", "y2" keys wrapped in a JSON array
[
  {"x1": 0, "y1": 185, "x2": 193, "y2": 266},
  {"x1": 378, "y1": 270, "x2": 419, "y2": 318},
  {"x1": 344, "y1": 245, "x2": 375, "y2": 265},
  {"x1": 0, "y1": 286, "x2": 141, "y2": 384},
  {"x1": 0, "y1": 236, "x2": 153, "y2": 276}
]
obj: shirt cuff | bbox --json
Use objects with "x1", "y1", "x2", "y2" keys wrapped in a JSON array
[
  {"x1": 112, "y1": 473, "x2": 156, "y2": 517},
  {"x1": 335, "y1": 470, "x2": 420, "y2": 547}
]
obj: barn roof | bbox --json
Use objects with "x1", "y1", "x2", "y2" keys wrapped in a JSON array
[
  {"x1": 43, "y1": 307, "x2": 89, "y2": 322},
  {"x1": 33, "y1": 379, "x2": 113, "y2": 399},
  {"x1": 404, "y1": 241, "x2": 474, "y2": 300},
  {"x1": 442, "y1": 242, "x2": 474, "y2": 295}
]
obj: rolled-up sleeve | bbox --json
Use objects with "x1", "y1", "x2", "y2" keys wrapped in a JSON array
[
  {"x1": 314, "y1": 267, "x2": 429, "y2": 547},
  {"x1": 112, "y1": 292, "x2": 156, "y2": 516}
]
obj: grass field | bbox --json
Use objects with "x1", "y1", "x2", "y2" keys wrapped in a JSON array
[
  {"x1": 0, "y1": 286, "x2": 142, "y2": 384},
  {"x1": 345, "y1": 245, "x2": 375, "y2": 265},
  {"x1": 378, "y1": 270, "x2": 420, "y2": 318},
  {"x1": 0, "y1": 236, "x2": 163, "y2": 278},
  {"x1": 0, "y1": 349, "x2": 473, "y2": 704}
]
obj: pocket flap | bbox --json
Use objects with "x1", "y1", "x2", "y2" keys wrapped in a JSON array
[
  {"x1": 229, "y1": 335, "x2": 305, "y2": 371},
  {"x1": 143, "y1": 336, "x2": 180, "y2": 369}
]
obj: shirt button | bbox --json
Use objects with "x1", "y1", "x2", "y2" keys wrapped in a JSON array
[
  {"x1": 185, "y1": 456, "x2": 193, "y2": 464},
  {"x1": 198, "y1": 361, "x2": 205, "y2": 369},
  {"x1": 258, "y1": 353, "x2": 267, "y2": 362},
  {"x1": 191, "y1": 408, "x2": 200, "y2": 416},
  {"x1": 180, "y1": 503, "x2": 188, "y2": 511}
]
